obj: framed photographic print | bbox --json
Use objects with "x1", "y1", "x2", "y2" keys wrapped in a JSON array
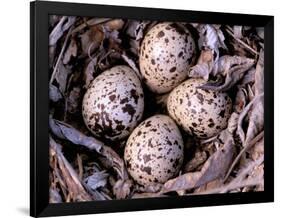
[{"x1": 30, "y1": 0, "x2": 274, "y2": 217}]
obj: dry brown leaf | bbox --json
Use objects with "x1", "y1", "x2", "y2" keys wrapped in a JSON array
[
  {"x1": 126, "y1": 21, "x2": 151, "y2": 55},
  {"x1": 80, "y1": 25, "x2": 104, "y2": 56},
  {"x1": 195, "y1": 156, "x2": 264, "y2": 195},
  {"x1": 197, "y1": 24, "x2": 226, "y2": 50},
  {"x1": 237, "y1": 93, "x2": 264, "y2": 145},
  {"x1": 233, "y1": 26, "x2": 243, "y2": 39},
  {"x1": 135, "y1": 21, "x2": 150, "y2": 41},
  {"x1": 54, "y1": 62, "x2": 72, "y2": 94},
  {"x1": 249, "y1": 137, "x2": 264, "y2": 161},
  {"x1": 184, "y1": 150, "x2": 207, "y2": 172},
  {"x1": 132, "y1": 192, "x2": 164, "y2": 199},
  {"x1": 255, "y1": 50, "x2": 264, "y2": 95},
  {"x1": 188, "y1": 49, "x2": 214, "y2": 80},
  {"x1": 113, "y1": 179, "x2": 133, "y2": 199},
  {"x1": 226, "y1": 26, "x2": 259, "y2": 56},
  {"x1": 193, "y1": 179, "x2": 223, "y2": 194},
  {"x1": 189, "y1": 24, "x2": 227, "y2": 80},
  {"x1": 50, "y1": 118, "x2": 128, "y2": 180},
  {"x1": 49, "y1": 84, "x2": 63, "y2": 102},
  {"x1": 48, "y1": 17, "x2": 264, "y2": 200},
  {"x1": 234, "y1": 88, "x2": 247, "y2": 113},
  {"x1": 161, "y1": 131, "x2": 235, "y2": 193},
  {"x1": 49, "y1": 16, "x2": 76, "y2": 46},
  {"x1": 121, "y1": 52, "x2": 142, "y2": 79},
  {"x1": 126, "y1": 20, "x2": 142, "y2": 38},
  {"x1": 63, "y1": 38, "x2": 78, "y2": 64},
  {"x1": 84, "y1": 171, "x2": 109, "y2": 190},
  {"x1": 100, "y1": 145, "x2": 129, "y2": 180},
  {"x1": 104, "y1": 19, "x2": 125, "y2": 31},
  {"x1": 136, "y1": 183, "x2": 163, "y2": 193},
  {"x1": 71, "y1": 18, "x2": 111, "y2": 35},
  {"x1": 66, "y1": 87, "x2": 81, "y2": 114},
  {"x1": 50, "y1": 137, "x2": 92, "y2": 202},
  {"x1": 224, "y1": 131, "x2": 264, "y2": 182},
  {"x1": 49, "y1": 187, "x2": 62, "y2": 203},
  {"x1": 226, "y1": 112, "x2": 239, "y2": 134},
  {"x1": 199, "y1": 55, "x2": 255, "y2": 91},
  {"x1": 83, "y1": 59, "x2": 96, "y2": 88},
  {"x1": 240, "y1": 67, "x2": 255, "y2": 85},
  {"x1": 245, "y1": 96, "x2": 264, "y2": 145},
  {"x1": 49, "y1": 118, "x2": 103, "y2": 152}
]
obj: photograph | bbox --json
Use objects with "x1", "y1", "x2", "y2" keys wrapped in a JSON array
[{"x1": 48, "y1": 16, "x2": 265, "y2": 203}]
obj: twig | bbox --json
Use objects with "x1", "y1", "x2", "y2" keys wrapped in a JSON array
[
  {"x1": 225, "y1": 26, "x2": 259, "y2": 55},
  {"x1": 71, "y1": 18, "x2": 112, "y2": 35},
  {"x1": 192, "y1": 156, "x2": 264, "y2": 195},
  {"x1": 237, "y1": 93, "x2": 264, "y2": 144},
  {"x1": 77, "y1": 154, "x2": 84, "y2": 181},
  {"x1": 231, "y1": 155, "x2": 264, "y2": 184},
  {"x1": 194, "y1": 176, "x2": 263, "y2": 195},
  {"x1": 54, "y1": 168, "x2": 68, "y2": 199},
  {"x1": 223, "y1": 131, "x2": 264, "y2": 182},
  {"x1": 200, "y1": 135, "x2": 219, "y2": 144},
  {"x1": 49, "y1": 26, "x2": 74, "y2": 86}
]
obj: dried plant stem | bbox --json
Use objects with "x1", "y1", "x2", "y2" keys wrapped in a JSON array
[
  {"x1": 224, "y1": 131, "x2": 264, "y2": 182},
  {"x1": 232, "y1": 156, "x2": 264, "y2": 184},
  {"x1": 195, "y1": 176, "x2": 263, "y2": 195},
  {"x1": 225, "y1": 26, "x2": 259, "y2": 55},
  {"x1": 192, "y1": 156, "x2": 264, "y2": 195},
  {"x1": 50, "y1": 137, "x2": 92, "y2": 201},
  {"x1": 77, "y1": 154, "x2": 84, "y2": 181},
  {"x1": 200, "y1": 135, "x2": 219, "y2": 144},
  {"x1": 237, "y1": 93, "x2": 264, "y2": 144},
  {"x1": 49, "y1": 27, "x2": 73, "y2": 86},
  {"x1": 71, "y1": 18, "x2": 112, "y2": 34}
]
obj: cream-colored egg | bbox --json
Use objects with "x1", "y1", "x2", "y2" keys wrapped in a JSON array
[
  {"x1": 124, "y1": 115, "x2": 184, "y2": 186},
  {"x1": 139, "y1": 22, "x2": 196, "y2": 94},
  {"x1": 82, "y1": 65, "x2": 144, "y2": 141},
  {"x1": 167, "y1": 78, "x2": 232, "y2": 138}
]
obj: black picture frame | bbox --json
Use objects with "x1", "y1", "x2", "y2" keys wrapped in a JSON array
[{"x1": 30, "y1": 1, "x2": 274, "y2": 217}]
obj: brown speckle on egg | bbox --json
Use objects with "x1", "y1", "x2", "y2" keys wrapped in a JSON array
[
  {"x1": 82, "y1": 65, "x2": 144, "y2": 141},
  {"x1": 167, "y1": 78, "x2": 232, "y2": 138},
  {"x1": 139, "y1": 22, "x2": 197, "y2": 94},
  {"x1": 124, "y1": 115, "x2": 184, "y2": 186}
]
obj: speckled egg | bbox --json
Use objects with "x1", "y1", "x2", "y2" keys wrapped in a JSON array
[
  {"x1": 82, "y1": 65, "x2": 144, "y2": 141},
  {"x1": 139, "y1": 22, "x2": 196, "y2": 94},
  {"x1": 124, "y1": 115, "x2": 184, "y2": 186},
  {"x1": 167, "y1": 78, "x2": 232, "y2": 138}
]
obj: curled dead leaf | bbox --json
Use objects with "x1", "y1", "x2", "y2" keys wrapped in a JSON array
[
  {"x1": 49, "y1": 84, "x2": 63, "y2": 102},
  {"x1": 199, "y1": 55, "x2": 255, "y2": 91},
  {"x1": 188, "y1": 49, "x2": 214, "y2": 80},
  {"x1": 84, "y1": 171, "x2": 109, "y2": 190},
  {"x1": 104, "y1": 19, "x2": 125, "y2": 31},
  {"x1": 49, "y1": 118, "x2": 103, "y2": 152}
]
